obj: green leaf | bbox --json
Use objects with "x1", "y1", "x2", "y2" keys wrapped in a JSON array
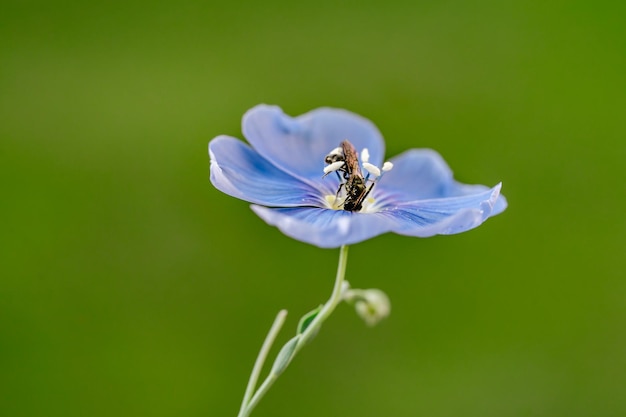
[
  {"x1": 270, "y1": 335, "x2": 300, "y2": 376},
  {"x1": 297, "y1": 305, "x2": 323, "y2": 335}
]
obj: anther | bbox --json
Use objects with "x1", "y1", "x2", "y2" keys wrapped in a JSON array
[
  {"x1": 362, "y1": 162, "x2": 381, "y2": 178},
  {"x1": 360, "y1": 148, "x2": 370, "y2": 163},
  {"x1": 382, "y1": 162, "x2": 394, "y2": 172},
  {"x1": 323, "y1": 161, "x2": 345, "y2": 175},
  {"x1": 328, "y1": 147, "x2": 342, "y2": 155}
]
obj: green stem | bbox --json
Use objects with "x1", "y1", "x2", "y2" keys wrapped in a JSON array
[
  {"x1": 294, "y1": 245, "x2": 349, "y2": 353},
  {"x1": 238, "y1": 309, "x2": 288, "y2": 416},
  {"x1": 237, "y1": 245, "x2": 350, "y2": 417}
]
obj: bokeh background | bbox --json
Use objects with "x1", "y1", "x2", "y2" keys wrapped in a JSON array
[{"x1": 1, "y1": 1, "x2": 624, "y2": 416}]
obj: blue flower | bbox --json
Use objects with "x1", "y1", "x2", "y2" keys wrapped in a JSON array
[{"x1": 209, "y1": 105, "x2": 507, "y2": 248}]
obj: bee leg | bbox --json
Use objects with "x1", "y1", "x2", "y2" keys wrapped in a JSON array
[
  {"x1": 354, "y1": 182, "x2": 376, "y2": 209},
  {"x1": 335, "y1": 182, "x2": 345, "y2": 199}
]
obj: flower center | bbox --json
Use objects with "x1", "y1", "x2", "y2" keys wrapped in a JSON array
[
  {"x1": 322, "y1": 140, "x2": 393, "y2": 213},
  {"x1": 324, "y1": 194, "x2": 379, "y2": 212}
]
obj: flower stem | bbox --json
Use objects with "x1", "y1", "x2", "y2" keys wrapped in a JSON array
[
  {"x1": 237, "y1": 245, "x2": 350, "y2": 417},
  {"x1": 294, "y1": 245, "x2": 349, "y2": 352}
]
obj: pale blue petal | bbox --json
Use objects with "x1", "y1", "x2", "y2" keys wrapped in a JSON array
[
  {"x1": 374, "y1": 149, "x2": 508, "y2": 214},
  {"x1": 449, "y1": 183, "x2": 508, "y2": 215},
  {"x1": 378, "y1": 149, "x2": 454, "y2": 200},
  {"x1": 242, "y1": 105, "x2": 385, "y2": 181},
  {"x1": 384, "y1": 183, "x2": 504, "y2": 237},
  {"x1": 249, "y1": 184, "x2": 504, "y2": 247},
  {"x1": 209, "y1": 135, "x2": 325, "y2": 207},
  {"x1": 250, "y1": 206, "x2": 396, "y2": 248},
  {"x1": 493, "y1": 193, "x2": 507, "y2": 215}
]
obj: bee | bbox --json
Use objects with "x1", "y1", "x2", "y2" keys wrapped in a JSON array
[{"x1": 324, "y1": 140, "x2": 374, "y2": 212}]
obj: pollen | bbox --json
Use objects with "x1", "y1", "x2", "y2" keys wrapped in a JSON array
[
  {"x1": 324, "y1": 194, "x2": 345, "y2": 210},
  {"x1": 324, "y1": 193, "x2": 380, "y2": 213}
]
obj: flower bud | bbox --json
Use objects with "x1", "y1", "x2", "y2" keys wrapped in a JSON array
[{"x1": 345, "y1": 288, "x2": 391, "y2": 327}]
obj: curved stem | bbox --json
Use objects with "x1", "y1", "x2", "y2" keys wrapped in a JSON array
[
  {"x1": 295, "y1": 245, "x2": 349, "y2": 352},
  {"x1": 238, "y1": 245, "x2": 350, "y2": 417}
]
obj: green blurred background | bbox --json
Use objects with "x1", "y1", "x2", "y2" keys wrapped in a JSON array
[{"x1": 1, "y1": 1, "x2": 624, "y2": 416}]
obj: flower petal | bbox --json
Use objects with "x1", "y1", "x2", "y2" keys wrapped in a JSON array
[
  {"x1": 384, "y1": 183, "x2": 505, "y2": 237},
  {"x1": 250, "y1": 206, "x2": 396, "y2": 248},
  {"x1": 242, "y1": 105, "x2": 385, "y2": 181},
  {"x1": 209, "y1": 135, "x2": 324, "y2": 207},
  {"x1": 248, "y1": 184, "x2": 504, "y2": 247},
  {"x1": 376, "y1": 149, "x2": 454, "y2": 200},
  {"x1": 447, "y1": 183, "x2": 508, "y2": 215},
  {"x1": 374, "y1": 149, "x2": 508, "y2": 214}
]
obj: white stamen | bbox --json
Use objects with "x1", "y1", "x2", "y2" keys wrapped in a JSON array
[
  {"x1": 382, "y1": 161, "x2": 394, "y2": 172},
  {"x1": 360, "y1": 148, "x2": 370, "y2": 163},
  {"x1": 362, "y1": 162, "x2": 381, "y2": 177},
  {"x1": 328, "y1": 147, "x2": 342, "y2": 156},
  {"x1": 323, "y1": 161, "x2": 345, "y2": 174}
]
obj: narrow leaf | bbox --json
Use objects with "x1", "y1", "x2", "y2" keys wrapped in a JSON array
[
  {"x1": 297, "y1": 305, "x2": 323, "y2": 335},
  {"x1": 270, "y1": 335, "x2": 300, "y2": 376}
]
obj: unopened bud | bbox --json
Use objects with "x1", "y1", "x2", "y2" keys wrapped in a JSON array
[{"x1": 345, "y1": 288, "x2": 391, "y2": 327}]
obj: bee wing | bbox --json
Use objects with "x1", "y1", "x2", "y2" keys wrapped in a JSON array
[{"x1": 341, "y1": 140, "x2": 363, "y2": 177}]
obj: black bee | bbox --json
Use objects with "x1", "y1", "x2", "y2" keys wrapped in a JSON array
[{"x1": 324, "y1": 140, "x2": 374, "y2": 212}]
